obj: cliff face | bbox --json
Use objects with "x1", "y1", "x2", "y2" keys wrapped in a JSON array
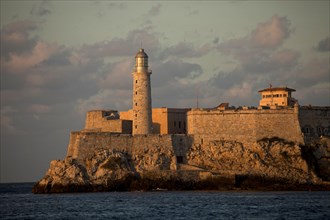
[
  {"x1": 187, "y1": 138, "x2": 309, "y2": 182},
  {"x1": 33, "y1": 132, "x2": 329, "y2": 193},
  {"x1": 306, "y1": 137, "x2": 330, "y2": 181}
]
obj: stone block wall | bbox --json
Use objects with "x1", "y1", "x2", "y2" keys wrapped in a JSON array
[
  {"x1": 299, "y1": 106, "x2": 330, "y2": 144},
  {"x1": 66, "y1": 132, "x2": 189, "y2": 164},
  {"x1": 187, "y1": 107, "x2": 304, "y2": 145}
]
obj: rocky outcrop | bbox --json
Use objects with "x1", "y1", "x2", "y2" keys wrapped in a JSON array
[
  {"x1": 33, "y1": 146, "x2": 178, "y2": 193},
  {"x1": 304, "y1": 136, "x2": 330, "y2": 181},
  {"x1": 187, "y1": 137, "x2": 311, "y2": 183},
  {"x1": 33, "y1": 135, "x2": 330, "y2": 193}
]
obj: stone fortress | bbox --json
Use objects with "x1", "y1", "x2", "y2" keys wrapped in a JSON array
[
  {"x1": 34, "y1": 49, "x2": 330, "y2": 193},
  {"x1": 83, "y1": 48, "x2": 329, "y2": 145}
]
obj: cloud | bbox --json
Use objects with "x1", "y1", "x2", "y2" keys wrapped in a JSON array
[
  {"x1": 251, "y1": 15, "x2": 292, "y2": 48},
  {"x1": 108, "y1": 2, "x2": 126, "y2": 10},
  {"x1": 289, "y1": 57, "x2": 329, "y2": 88},
  {"x1": 315, "y1": 37, "x2": 330, "y2": 52},
  {"x1": 159, "y1": 42, "x2": 211, "y2": 59},
  {"x1": 206, "y1": 16, "x2": 304, "y2": 107},
  {"x1": 75, "y1": 89, "x2": 132, "y2": 115},
  {"x1": 2, "y1": 41, "x2": 59, "y2": 74},
  {"x1": 0, "y1": 19, "x2": 38, "y2": 58},
  {"x1": 100, "y1": 58, "x2": 133, "y2": 90},
  {"x1": 0, "y1": 106, "x2": 23, "y2": 135},
  {"x1": 30, "y1": 1, "x2": 51, "y2": 16},
  {"x1": 218, "y1": 15, "x2": 292, "y2": 57},
  {"x1": 27, "y1": 104, "x2": 52, "y2": 114},
  {"x1": 148, "y1": 3, "x2": 162, "y2": 16},
  {"x1": 78, "y1": 28, "x2": 161, "y2": 58},
  {"x1": 152, "y1": 59, "x2": 203, "y2": 87},
  {"x1": 214, "y1": 15, "x2": 297, "y2": 84}
]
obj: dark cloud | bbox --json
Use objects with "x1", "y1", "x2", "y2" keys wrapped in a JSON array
[
  {"x1": 0, "y1": 20, "x2": 38, "y2": 58},
  {"x1": 316, "y1": 37, "x2": 330, "y2": 52},
  {"x1": 152, "y1": 59, "x2": 203, "y2": 87}
]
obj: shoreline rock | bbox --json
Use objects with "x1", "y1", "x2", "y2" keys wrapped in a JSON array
[{"x1": 33, "y1": 137, "x2": 330, "y2": 194}]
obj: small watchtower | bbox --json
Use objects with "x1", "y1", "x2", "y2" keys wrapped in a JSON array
[{"x1": 258, "y1": 86, "x2": 297, "y2": 107}]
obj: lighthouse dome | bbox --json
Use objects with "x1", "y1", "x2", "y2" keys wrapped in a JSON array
[{"x1": 135, "y1": 48, "x2": 148, "y2": 58}]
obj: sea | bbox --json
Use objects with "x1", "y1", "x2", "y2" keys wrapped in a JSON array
[{"x1": 0, "y1": 183, "x2": 329, "y2": 219}]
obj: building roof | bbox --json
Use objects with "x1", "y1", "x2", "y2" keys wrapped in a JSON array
[
  {"x1": 135, "y1": 48, "x2": 148, "y2": 58},
  {"x1": 258, "y1": 87, "x2": 296, "y2": 93}
]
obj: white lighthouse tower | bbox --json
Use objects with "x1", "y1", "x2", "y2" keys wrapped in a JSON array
[{"x1": 132, "y1": 48, "x2": 152, "y2": 135}]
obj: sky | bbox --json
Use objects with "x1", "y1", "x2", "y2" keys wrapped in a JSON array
[{"x1": 1, "y1": 1, "x2": 329, "y2": 182}]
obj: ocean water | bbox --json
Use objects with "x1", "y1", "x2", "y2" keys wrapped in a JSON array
[{"x1": 0, "y1": 183, "x2": 329, "y2": 219}]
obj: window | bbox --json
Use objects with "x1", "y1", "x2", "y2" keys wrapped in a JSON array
[
  {"x1": 201, "y1": 138, "x2": 204, "y2": 144},
  {"x1": 135, "y1": 114, "x2": 137, "y2": 117},
  {"x1": 135, "y1": 125, "x2": 137, "y2": 129},
  {"x1": 135, "y1": 91, "x2": 137, "y2": 95},
  {"x1": 283, "y1": 94, "x2": 287, "y2": 97},
  {"x1": 135, "y1": 103, "x2": 137, "y2": 106},
  {"x1": 174, "y1": 121, "x2": 176, "y2": 127},
  {"x1": 136, "y1": 80, "x2": 138, "y2": 83},
  {"x1": 176, "y1": 156, "x2": 183, "y2": 163},
  {"x1": 318, "y1": 127, "x2": 323, "y2": 136},
  {"x1": 179, "y1": 121, "x2": 181, "y2": 129},
  {"x1": 305, "y1": 127, "x2": 309, "y2": 133}
]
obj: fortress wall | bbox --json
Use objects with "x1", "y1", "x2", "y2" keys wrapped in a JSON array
[
  {"x1": 68, "y1": 132, "x2": 134, "y2": 161},
  {"x1": 187, "y1": 109, "x2": 258, "y2": 144},
  {"x1": 254, "y1": 109, "x2": 303, "y2": 143},
  {"x1": 299, "y1": 106, "x2": 330, "y2": 143},
  {"x1": 66, "y1": 132, "x2": 79, "y2": 158},
  {"x1": 66, "y1": 132, "x2": 186, "y2": 162},
  {"x1": 187, "y1": 108, "x2": 303, "y2": 145}
]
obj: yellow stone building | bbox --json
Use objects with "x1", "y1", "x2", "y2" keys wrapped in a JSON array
[{"x1": 258, "y1": 87, "x2": 297, "y2": 108}]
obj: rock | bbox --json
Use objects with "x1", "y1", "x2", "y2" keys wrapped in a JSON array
[
  {"x1": 33, "y1": 136, "x2": 330, "y2": 193},
  {"x1": 186, "y1": 138, "x2": 311, "y2": 183}
]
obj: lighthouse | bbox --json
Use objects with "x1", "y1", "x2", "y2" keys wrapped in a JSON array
[{"x1": 132, "y1": 48, "x2": 152, "y2": 135}]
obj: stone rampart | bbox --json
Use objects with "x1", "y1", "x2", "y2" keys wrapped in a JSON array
[
  {"x1": 67, "y1": 132, "x2": 184, "y2": 163},
  {"x1": 299, "y1": 106, "x2": 330, "y2": 143},
  {"x1": 187, "y1": 107, "x2": 304, "y2": 145}
]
